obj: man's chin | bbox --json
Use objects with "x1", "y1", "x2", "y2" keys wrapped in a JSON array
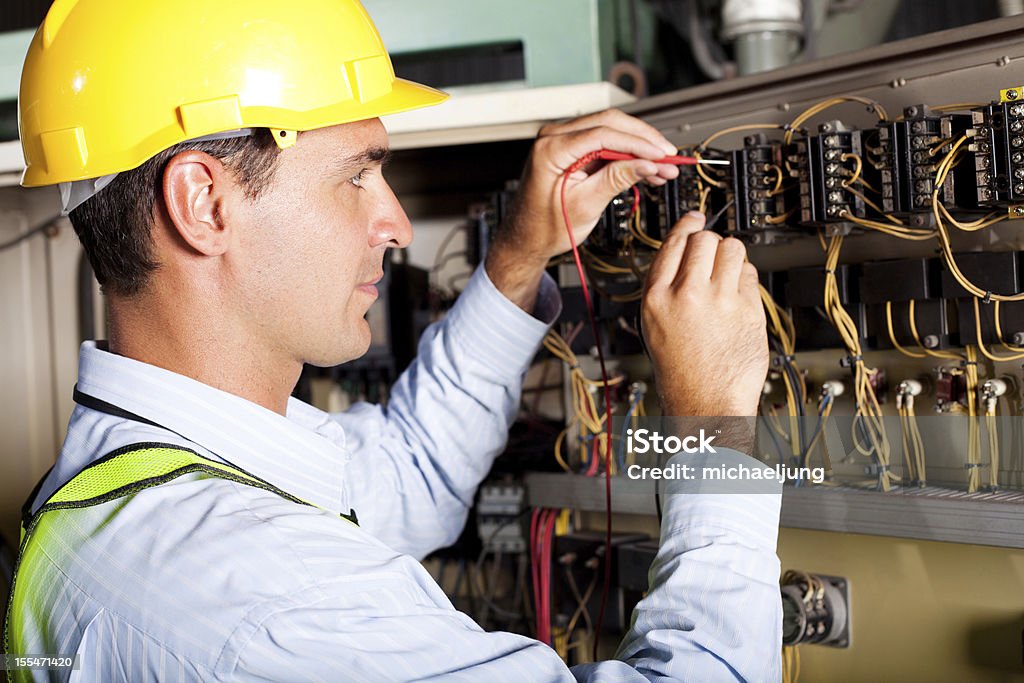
[{"x1": 305, "y1": 330, "x2": 372, "y2": 368}]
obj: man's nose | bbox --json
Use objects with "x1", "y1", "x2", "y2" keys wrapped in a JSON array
[{"x1": 369, "y1": 181, "x2": 413, "y2": 249}]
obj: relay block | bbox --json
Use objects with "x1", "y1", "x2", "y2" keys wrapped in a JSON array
[
  {"x1": 728, "y1": 133, "x2": 790, "y2": 232},
  {"x1": 791, "y1": 121, "x2": 866, "y2": 225},
  {"x1": 970, "y1": 86, "x2": 1024, "y2": 206},
  {"x1": 876, "y1": 105, "x2": 974, "y2": 214}
]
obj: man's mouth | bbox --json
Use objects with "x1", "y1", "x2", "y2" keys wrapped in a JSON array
[{"x1": 357, "y1": 273, "x2": 384, "y2": 299}]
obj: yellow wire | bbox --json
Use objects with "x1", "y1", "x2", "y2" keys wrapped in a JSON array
[
  {"x1": 840, "y1": 152, "x2": 863, "y2": 188},
  {"x1": 698, "y1": 123, "x2": 786, "y2": 151},
  {"x1": 766, "y1": 209, "x2": 796, "y2": 225},
  {"x1": 784, "y1": 96, "x2": 888, "y2": 145},
  {"x1": 937, "y1": 202, "x2": 1007, "y2": 231},
  {"x1": 841, "y1": 185, "x2": 904, "y2": 226},
  {"x1": 822, "y1": 235, "x2": 895, "y2": 489},
  {"x1": 582, "y1": 248, "x2": 634, "y2": 274},
  {"x1": 931, "y1": 137, "x2": 1024, "y2": 302},
  {"x1": 993, "y1": 301, "x2": 1024, "y2": 354},
  {"x1": 629, "y1": 206, "x2": 662, "y2": 249},
  {"x1": 930, "y1": 102, "x2": 985, "y2": 112},
  {"x1": 972, "y1": 297, "x2": 1024, "y2": 362},
  {"x1": 885, "y1": 302, "x2": 927, "y2": 358},
  {"x1": 964, "y1": 346, "x2": 982, "y2": 493},
  {"x1": 840, "y1": 212, "x2": 937, "y2": 240},
  {"x1": 908, "y1": 299, "x2": 962, "y2": 360},
  {"x1": 695, "y1": 157, "x2": 726, "y2": 188},
  {"x1": 767, "y1": 164, "x2": 785, "y2": 196},
  {"x1": 544, "y1": 330, "x2": 626, "y2": 471}
]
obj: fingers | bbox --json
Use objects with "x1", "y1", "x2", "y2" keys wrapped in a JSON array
[
  {"x1": 540, "y1": 109, "x2": 676, "y2": 156},
  {"x1": 645, "y1": 212, "x2": 705, "y2": 293},
  {"x1": 677, "y1": 230, "x2": 722, "y2": 286},
  {"x1": 711, "y1": 238, "x2": 748, "y2": 291},
  {"x1": 543, "y1": 126, "x2": 672, "y2": 172},
  {"x1": 739, "y1": 262, "x2": 761, "y2": 294},
  {"x1": 577, "y1": 158, "x2": 677, "y2": 207}
]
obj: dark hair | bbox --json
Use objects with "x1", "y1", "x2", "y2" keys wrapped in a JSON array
[{"x1": 69, "y1": 128, "x2": 282, "y2": 297}]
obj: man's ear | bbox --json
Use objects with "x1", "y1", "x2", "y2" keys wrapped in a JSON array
[{"x1": 161, "y1": 151, "x2": 236, "y2": 256}]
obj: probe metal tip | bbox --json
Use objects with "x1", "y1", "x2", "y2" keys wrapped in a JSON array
[{"x1": 697, "y1": 159, "x2": 731, "y2": 166}]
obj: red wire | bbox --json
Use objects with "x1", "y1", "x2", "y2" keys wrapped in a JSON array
[
  {"x1": 559, "y1": 151, "x2": 617, "y2": 661},
  {"x1": 542, "y1": 510, "x2": 557, "y2": 644},
  {"x1": 530, "y1": 508, "x2": 541, "y2": 639}
]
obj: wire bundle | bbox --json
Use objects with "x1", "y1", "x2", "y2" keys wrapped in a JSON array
[
  {"x1": 896, "y1": 384, "x2": 926, "y2": 487},
  {"x1": 982, "y1": 386, "x2": 1001, "y2": 492},
  {"x1": 544, "y1": 331, "x2": 625, "y2": 475},
  {"x1": 760, "y1": 286, "x2": 809, "y2": 466},
  {"x1": 823, "y1": 235, "x2": 897, "y2": 491},
  {"x1": 931, "y1": 136, "x2": 1015, "y2": 301},
  {"x1": 530, "y1": 508, "x2": 559, "y2": 645}
]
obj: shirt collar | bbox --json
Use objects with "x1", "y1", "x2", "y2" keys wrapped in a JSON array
[{"x1": 74, "y1": 341, "x2": 348, "y2": 514}]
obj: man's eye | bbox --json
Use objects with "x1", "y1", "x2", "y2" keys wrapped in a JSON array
[{"x1": 349, "y1": 169, "x2": 368, "y2": 188}]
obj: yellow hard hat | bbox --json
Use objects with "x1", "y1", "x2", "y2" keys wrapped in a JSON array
[{"x1": 19, "y1": 0, "x2": 447, "y2": 188}]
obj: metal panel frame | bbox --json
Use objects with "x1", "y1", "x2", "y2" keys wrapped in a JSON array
[{"x1": 524, "y1": 472, "x2": 1024, "y2": 548}]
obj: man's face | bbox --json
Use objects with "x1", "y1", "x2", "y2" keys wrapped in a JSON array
[{"x1": 229, "y1": 119, "x2": 411, "y2": 368}]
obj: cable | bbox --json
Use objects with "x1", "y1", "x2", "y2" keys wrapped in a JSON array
[
  {"x1": 993, "y1": 301, "x2": 1024, "y2": 355},
  {"x1": 697, "y1": 124, "x2": 786, "y2": 152},
  {"x1": 932, "y1": 137, "x2": 1024, "y2": 302},
  {"x1": 908, "y1": 299, "x2": 963, "y2": 361},
  {"x1": 896, "y1": 380, "x2": 926, "y2": 486},
  {"x1": 822, "y1": 235, "x2": 896, "y2": 490},
  {"x1": 783, "y1": 96, "x2": 888, "y2": 145},
  {"x1": 561, "y1": 556, "x2": 599, "y2": 659},
  {"x1": 544, "y1": 330, "x2": 624, "y2": 473},
  {"x1": 885, "y1": 302, "x2": 926, "y2": 358},
  {"x1": 964, "y1": 346, "x2": 983, "y2": 493},
  {"x1": 558, "y1": 153, "x2": 616, "y2": 659},
  {"x1": 530, "y1": 507, "x2": 560, "y2": 644},
  {"x1": 972, "y1": 297, "x2": 1024, "y2": 362}
]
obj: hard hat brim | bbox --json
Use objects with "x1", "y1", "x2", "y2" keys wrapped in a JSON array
[
  {"x1": 368, "y1": 78, "x2": 449, "y2": 121},
  {"x1": 21, "y1": 78, "x2": 448, "y2": 187}
]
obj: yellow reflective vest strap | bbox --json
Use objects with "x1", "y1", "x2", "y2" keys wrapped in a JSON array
[{"x1": 3, "y1": 443, "x2": 355, "y2": 680}]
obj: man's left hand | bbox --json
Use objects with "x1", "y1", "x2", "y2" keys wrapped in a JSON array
[{"x1": 485, "y1": 109, "x2": 681, "y2": 313}]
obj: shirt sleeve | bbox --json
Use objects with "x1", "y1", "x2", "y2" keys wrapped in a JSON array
[
  {"x1": 226, "y1": 450, "x2": 781, "y2": 683},
  {"x1": 575, "y1": 449, "x2": 784, "y2": 682},
  {"x1": 334, "y1": 264, "x2": 560, "y2": 558}
]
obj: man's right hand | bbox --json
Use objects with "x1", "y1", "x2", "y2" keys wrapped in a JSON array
[{"x1": 641, "y1": 212, "x2": 769, "y2": 418}]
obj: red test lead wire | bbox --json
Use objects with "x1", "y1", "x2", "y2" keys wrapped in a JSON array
[
  {"x1": 558, "y1": 147, "x2": 723, "y2": 658},
  {"x1": 558, "y1": 151, "x2": 622, "y2": 661},
  {"x1": 589, "y1": 149, "x2": 730, "y2": 166}
]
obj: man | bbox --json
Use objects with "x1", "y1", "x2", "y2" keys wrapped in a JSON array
[{"x1": 7, "y1": 1, "x2": 779, "y2": 681}]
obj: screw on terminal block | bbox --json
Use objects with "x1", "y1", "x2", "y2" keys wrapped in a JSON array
[{"x1": 1005, "y1": 88, "x2": 1020, "y2": 100}]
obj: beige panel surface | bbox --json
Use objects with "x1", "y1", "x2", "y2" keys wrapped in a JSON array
[
  {"x1": 583, "y1": 512, "x2": 1024, "y2": 682},
  {"x1": 778, "y1": 528, "x2": 1024, "y2": 683}
]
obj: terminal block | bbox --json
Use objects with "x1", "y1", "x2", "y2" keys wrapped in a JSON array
[
  {"x1": 590, "y1": 188, "x2": 636, "y2": 252},
  {"x1": 728, "y1": 134, "x2": 792, "y2": 232},
  {"x1": 876, "y1": 105, "x2": 973, "y2": 214},
  {"x1": 970, "y1": 86, "x2": 1024, "y2": 206},
  {"x1": 660, "y1": 156, "x2": 704, "y2": 231},
  {"x1": 790, "y1": 121, "x2": 866, "y2": 226},
  {"x1": 476, "y1": 483, "x2": 526, "y2": 553}
]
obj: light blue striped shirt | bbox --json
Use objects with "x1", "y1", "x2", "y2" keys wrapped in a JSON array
[{"x1": 15, "y1": 265, "x2": 782, "y2": 682}]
